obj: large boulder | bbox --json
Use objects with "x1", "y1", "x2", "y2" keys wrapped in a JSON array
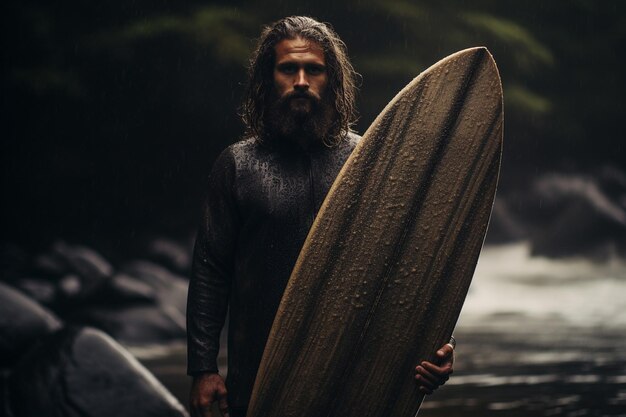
[
  {"x1": 525, "y1": 172, "x2": 626, "y2": 258},
  {"x1": 0, "y1": 282, "x2": 61, "y2": 369},
  {"x1": 7, "y1": 326, "x2": 188, "y2": 417}
]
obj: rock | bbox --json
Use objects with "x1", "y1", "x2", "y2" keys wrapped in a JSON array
[
  {"x1": 11, "y1": 276, "x2": 58, "y2": 306},
  {"x1": 122, "y1": 260, "x2": 188, "y2": 320},
  {"x1": 50, "y1": 241, "x2": 113, "y2": 302},
  {"x1": 71, "y1": 306, "x2": 186, "y2": 345},
  {"x1": 146, "y1": 238, "x2": 192, "y2": 276},
  {"x1": 32, "y1": 252, "x2": 67, "y2": 279},
  {"x1": 103, "y1": 273, "x2": 157, "y2": 305},
  {"x1": 0, "y1": 282, "x2": 61, "y2": 369},
  {"x1": 7, "y1": 326, "x2": 188, "y2": 417},
  {"x1": 525, "y1": 172, "x2": 626, "y2": 259},
  {"x1": 51, "y1": 241, "x2": 114, "y2": 279}
]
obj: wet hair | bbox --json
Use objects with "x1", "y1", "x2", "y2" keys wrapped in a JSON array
[{"x1": 241, "y1": 16, "x2": 359, "y2": 146}]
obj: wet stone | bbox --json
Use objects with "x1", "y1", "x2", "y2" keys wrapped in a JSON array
[
  {"x1": 69, "y1": 305, "x2": 186, "y2": 345},
  {"x1": 7, "y1": 326, "x2": 188, "y2": 417},
  {"x1": 524, "y1": 173, "x2": 626, "y2": 259},
  {"x1": 51, "y1": 241, "x2": 113, "y2": 296},
  {"x1": 145, "y1": 238, "x2": 192, "y2": 276},
  {"x1": 0, "y1": 282, "x2": 61, "y2": 369},
  {"x1": 102, "y1": 273, "x2": 157, "y2": 305}
]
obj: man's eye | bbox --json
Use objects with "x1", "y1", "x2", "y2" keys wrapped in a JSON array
[
  {"x1": 307, "y1": 66, "x2": 325, "y2": 75},
  {"x1": 279, "y1": 65, "x2": 297, "y2": 74}
]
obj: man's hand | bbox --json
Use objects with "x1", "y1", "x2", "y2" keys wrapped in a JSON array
[
  {"x1": 190, "y1": 373, "x2": 229, "y2": 417},
  {"x1": 414, "y1": 342, "x2": 455, "y2": 395}
]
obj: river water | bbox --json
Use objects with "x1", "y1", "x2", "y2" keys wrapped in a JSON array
[
  {"x1": 139, "y1": 242, "x2": 626, "y2": 416},
  {"x1": 420, "y1": 242, "x2": 626, "y2": 416}
]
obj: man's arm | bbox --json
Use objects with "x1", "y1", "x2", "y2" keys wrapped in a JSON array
[
  {"x1": 187, "y1": 149, "x2": 238, "y2": 416},
  {"x1": 414, "y1": 339, "x2": 455, "y2": 395}
]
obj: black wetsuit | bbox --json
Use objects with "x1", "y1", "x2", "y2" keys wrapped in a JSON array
[{"x1": 186, "y1": 133, "x2": 360, "y2": 411}]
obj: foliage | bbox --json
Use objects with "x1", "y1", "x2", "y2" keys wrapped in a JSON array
[{"x1": 2, "y1": 0, "x2": 625, "y2": 242}]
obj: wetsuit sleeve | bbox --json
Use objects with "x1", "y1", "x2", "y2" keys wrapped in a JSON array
[{"x1": 187, "y1": 148, "x2": 238, "y2": 375}]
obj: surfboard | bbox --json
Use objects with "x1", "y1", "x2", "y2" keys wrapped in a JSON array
[{"x1": 247, "y1": 47, "x2": 503, "y2": 417}]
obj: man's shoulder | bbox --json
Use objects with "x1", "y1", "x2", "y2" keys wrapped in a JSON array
[
  {"x1": 345, "y1": 131, "x2": 362, "y2": 148},
  {"x1": 332, "y1": 130, "x2": 361, "y2": 154},
  {"x1": 215, "y1": 136, "x2": 273, "y2": 176},
  {"x1": 215, "y1": 137, "x2": 262, "y2": 166},
  {"x1": 222, "y1": 136, "x2": 259, "y2": 156}
]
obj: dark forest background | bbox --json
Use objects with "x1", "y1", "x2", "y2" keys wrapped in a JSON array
[{"x1": 3, "y1": 0, "x2": 625, "y2": 259}]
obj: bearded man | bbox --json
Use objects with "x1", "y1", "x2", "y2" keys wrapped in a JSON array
[{"x1": 186, "y1": 16, "x2": 455, "y2": 417}]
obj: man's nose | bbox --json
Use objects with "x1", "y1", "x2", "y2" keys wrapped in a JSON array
[{"x1": 294, "y1": 69, "x2": 309, "y2": 90}]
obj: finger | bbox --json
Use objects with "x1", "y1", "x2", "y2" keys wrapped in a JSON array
[
  {"x1": 218, "y1": 394, "x2": 229, "y2": 417},
  {"x1": 198, "y1": 397, "x2": 215, "y2": 417},
  {"x1": 436, "y1": 343, "x2": 454, "y2": 360},
  {"x1": 415, "y1": 371, "x2": 438, "y2": 393},
  {"x1": 421, "y1": 360, "x2": 453, "y2": 377},
  {"x1": 418, "y1": 364, "x2": 450, "y2": 390},
  {"x1": 415, "y1": 365, "x2": 440, "y2": 387}
]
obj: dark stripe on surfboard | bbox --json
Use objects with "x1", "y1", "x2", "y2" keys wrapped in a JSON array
[{"x1": 389, "y1": 100, "x2": 503, "y2": 415}]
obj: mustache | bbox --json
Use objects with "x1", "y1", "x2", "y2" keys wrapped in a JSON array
[{"x1": 281, "y1": 90, "x2": 320, "y2": 103}]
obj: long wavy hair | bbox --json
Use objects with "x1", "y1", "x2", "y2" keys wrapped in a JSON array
[{"x1": 241, "y1": 16, "x2": 359, "y2": 147}]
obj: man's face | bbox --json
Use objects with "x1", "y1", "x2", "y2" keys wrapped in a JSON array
[{"x1": 273, "y1": 37, "x2": 328, "y2": 116}]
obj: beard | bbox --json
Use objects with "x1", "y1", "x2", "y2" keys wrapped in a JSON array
[{"x1": 264, "y1": 89, "x2": 336, "y2": 145}]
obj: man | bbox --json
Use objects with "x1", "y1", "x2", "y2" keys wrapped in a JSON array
[{"x1": 187, "y1": 16, "x2": 454, "y2": 417}]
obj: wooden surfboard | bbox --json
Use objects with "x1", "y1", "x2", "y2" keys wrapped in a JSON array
[{"x1": 247, "y1": 47, "x2": 503, "y2": 417}]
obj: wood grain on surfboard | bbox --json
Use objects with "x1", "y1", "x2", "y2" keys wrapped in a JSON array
[{"x1": 248, "y1": 47, "x2": 503, "y2": 417}]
